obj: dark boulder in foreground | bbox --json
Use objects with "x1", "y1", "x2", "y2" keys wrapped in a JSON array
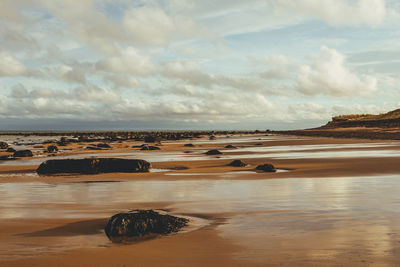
[
  {"x1": 37, "y1": 158, "x2": 151, "y2": 174},
  {"x1": 256, "y1": 163, "x2": 276, "y2": 172},
  {"x1": 104, "y1": 210, "x2": 188, "y2": 241},
  {"x1": 46, "y1": 145, "x2": 59, "y2": 153},
  {"x1": 205, "y1": 149, "x2": 222, "y2": 155},
  {"x1": 0, "y1": 141, "x2": 8, "y2": 149},
  {"x1": 13, "y1": 150, "x2": 33, "y2": 157},
  {"x1": 228, "y1": 160, "x2": 246, "y2": 167},
  {"x1": 225, "y1": 145, "x2": 237, "y2": 149}
]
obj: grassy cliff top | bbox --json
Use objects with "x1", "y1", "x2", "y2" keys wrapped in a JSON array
[{"x1": 332, "y1": 109, "x2": 400, "y2": 122}]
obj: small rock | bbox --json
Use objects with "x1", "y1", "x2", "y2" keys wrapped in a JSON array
[
  {"x1": 184, "y1": 143, "x2": 195, "y2": 147},
  {"x1": 228, "y1": 160, "x2": 246, "y2": 167},
  {"x1": 13, "y1": 150, "x2": 33, "y2": 157},
  {"x1": 256, "y1": 164, "x2": 276, "y2": 172},
  {"x1": 46, "y1": 145, "x2": 59, "y2": 153},
  {"x1": 225, "y1": 145, "x2": 237, "y2": 149},
  {"x1": 205, "y1": 149, "x2": 222, "y2": 155},
  {"x1": 86, "y1": 146, "x2": 102, "y2": 150},
  {"x1": 0, "y1": 141, "x2": 8, "y2": 149},
  {"x1": 97, "y1": 143, "x2": 111, "y2": 148}
]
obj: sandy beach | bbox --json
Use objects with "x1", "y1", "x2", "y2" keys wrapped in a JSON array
[{"x1": 0, "y1": 133, "x2": 400, "y2": 266}]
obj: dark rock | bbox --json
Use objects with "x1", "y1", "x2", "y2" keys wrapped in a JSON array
[
  {"x1": 144, "y1": 136, "x2": 160, "y2": 143},
  {"x1": 140, "y1": 145, "x2": 160, "y2": 151},
  {"x1": 37, "y1": 158, "x2": 151, "y2": 174},
  {"x1": 256, "y1": 163, "x2": 276, "y2": 172},
  {"x1": 86, "y1": 146, "x2": 102, "y2": 150},
  {"x1": 0, "y1": 155, "x2": 15, "y2": 160},
  {"x1": 6, "y1": 147, "x2": 16, "y2": 153},
  {"x1": 57, "y1": 137, "x2": 69, "y2": 146},
  {"x1": 0, "y1": 141, "x2": 8, "y2": 149},
  {"x1": 13, "y1": 150, "x2": 33, "y2": 157},
  {"x1": 184, "y1": 143, "x2": 195, "y2": 147},
  {"x1": 228, "y1": 160, "x2": 246, "y2": 167},
  {"x1": 183, "y1": 151, "x2": 192, "y2": 153},
  {"x1": 225, "y1": 145, "x2": 237, "y2": 149},
  {"x1": 209, "y1": 135, "x2": 216, "y2": 140},
  {"x1": 255, "y1": 143, "x2": 263, "y2": 146},
  {"x1": 33, "y1": 145, "x2": 44, "y2": 148},
  {"x1": 205, "y1": 149, "x2": 222, "y2": 155},
  {"x1": 97, "y1": 143, "x2": 111, "y2": 148},
  {"x1": 104, "y1": 210, "x2": 188, "y2": 241},
  {"x1": 47, "y1": 145, "x2": 59, "y2": 153}
]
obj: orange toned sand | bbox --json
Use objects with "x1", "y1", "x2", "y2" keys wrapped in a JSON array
[{"x1": 1, "y1": 134, "x2": 400, "y2": 266}]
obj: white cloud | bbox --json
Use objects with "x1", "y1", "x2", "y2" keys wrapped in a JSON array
[
  {"x1": 267, "y1": 0, "x2": 388, "y2": 27},
  {"x1": 258, "y1": 54, "x2": 290, "y2": 80},
  {"x1": 124, "y1": 6, "x2": 174, "y2": 46},
  {"x1": 0, "y1": 51, "x2": 29, "y2": 77},
  {"x1": 96, "y1": 47, "x2": 154, "y2": 76},
  {"x1": 297, "y1": 46, "x2": 378, "y2": 97},
  {"x1": 123, "y1": 5, "x2": 208, "y2": 46}
]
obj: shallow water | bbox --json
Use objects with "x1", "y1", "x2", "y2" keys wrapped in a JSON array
[{"x1": 2, "y1": 175, "x2": 400, "y2": 264}]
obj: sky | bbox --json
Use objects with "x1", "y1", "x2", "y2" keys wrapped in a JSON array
[{"x1": 1, "y1": 0, "x2": 400, "y2": 130}]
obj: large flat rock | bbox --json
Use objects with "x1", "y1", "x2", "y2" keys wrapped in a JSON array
[{"x1": 36, "y1": 158, "x2": 151, "y2": 174}]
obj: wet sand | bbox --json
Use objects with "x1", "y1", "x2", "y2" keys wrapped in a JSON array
[{"x1": 1, "y1": 134, "x2": 400, "y2": 266}]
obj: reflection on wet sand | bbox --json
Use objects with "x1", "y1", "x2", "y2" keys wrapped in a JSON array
[
  {"x1": 2, "y1": 134, "x2": 400, "y2": 266},
  {"x1": 1, "y1": 175, "x2": 400, "y2": 264}
]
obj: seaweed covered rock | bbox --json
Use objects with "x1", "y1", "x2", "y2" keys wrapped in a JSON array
[
  {"x1": 256, "y1": 163, "x2": 276, "y2": 172},
  {"x1": 46, "y1": 145, "x2": 59, "y2": 153},
  {"x1": 228, "y1": 160, "x2": 246, "y2": 167},
  {"x1": 225, "y1": 145, "x2": 237, "y2": 149},
  {"x1": 104, "y1": 210, "x2": 188, "y2": 241},
  {"x1": 205, "y1": 150, "x2": 222, "y2": 155},
  {"x1": 0, "y1": 141, "x2": 8, "y2": 149},
  {"x1": 37, "y1": 158, "x2": 151, "y2": 174},
  {"x1": 14, "y1": 150, "x2": 33, "y2": 157}
]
